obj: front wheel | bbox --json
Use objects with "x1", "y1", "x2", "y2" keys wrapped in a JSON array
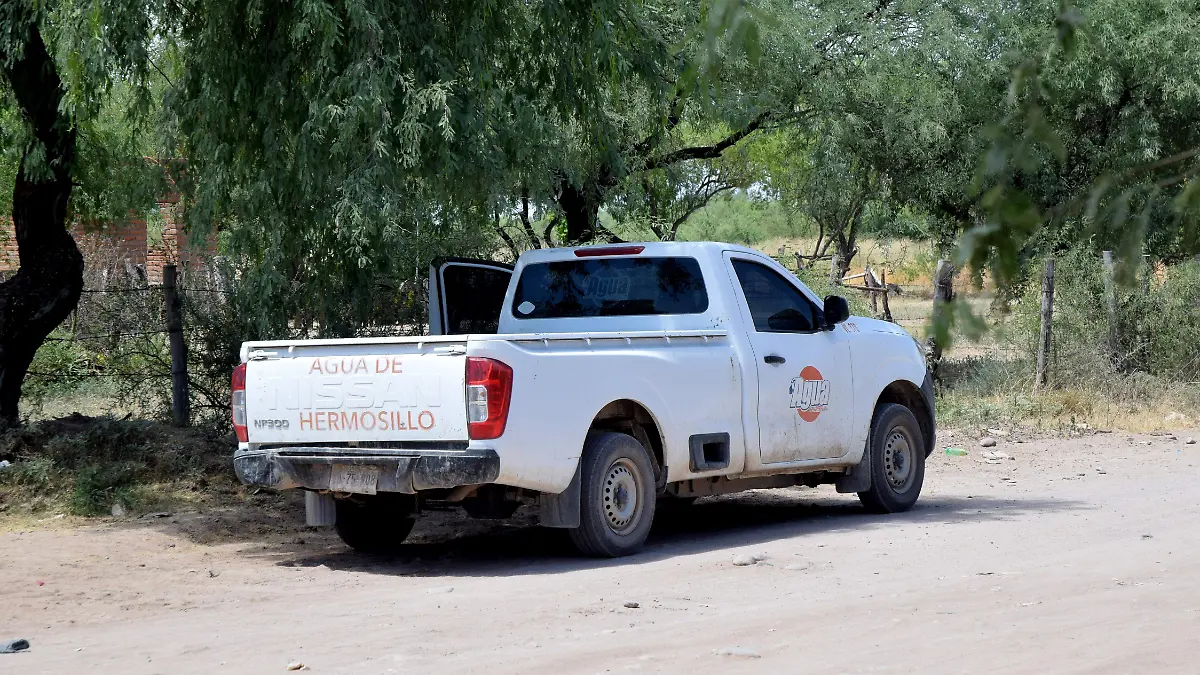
[
  {"x1": 334, "y1": 493, "x2": 417, "y2": 553},
  {"x1": 857, "y1": 403, "x2": 926, "y2": 513},
  {"x1": 568, "y1": 432, "x2": 657, "y2": 557}
]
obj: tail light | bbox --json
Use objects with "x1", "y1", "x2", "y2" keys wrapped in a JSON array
[
  {"x1": 231, "y1": 362, "x2": 248, "y2": 442},
  {"x1": 466, "y1": 357, "x2": 513, "y2": 440}
]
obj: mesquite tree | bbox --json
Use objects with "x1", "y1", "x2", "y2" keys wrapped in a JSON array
[
  {"x1": 0, "y1": 2, "x2": 158, "y2": 425},
  {"x1": 0, "y1": 23, "x2": 81, "y2": 426}
]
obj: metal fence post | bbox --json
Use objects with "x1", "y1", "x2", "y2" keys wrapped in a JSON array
[{"x1": 163, "y1": 264, "x2": 189, "y2": 426}]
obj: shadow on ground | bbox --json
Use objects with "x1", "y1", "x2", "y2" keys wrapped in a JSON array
[{"x1": 167, "y1": 487, "x2": 1089, "y2": 578}]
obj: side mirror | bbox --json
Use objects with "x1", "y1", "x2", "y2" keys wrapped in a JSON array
[{"x1": 822, "y1": 295, "x2": 850, "y2": 329}]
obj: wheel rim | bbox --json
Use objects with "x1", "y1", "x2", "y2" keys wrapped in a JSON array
[
  {"x1": 882, "y1": 426, "x2": 915, "y2": 491},
  {"x1": 603, "y1": 458, "x2": 642, "y2": 534}
]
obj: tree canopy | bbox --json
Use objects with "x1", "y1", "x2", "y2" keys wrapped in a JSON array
[{"x1": 2, "y1": 0, "x2": 1200, "y2": 420}]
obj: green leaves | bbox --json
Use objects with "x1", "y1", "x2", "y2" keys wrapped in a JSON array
[
  {"x1": 5, "y1": 0, "x2": 1197, "y2": 350},
  {"x1": 165, "y1": 0, "x2": 676, "y2": 335},
  {"x1": 1055, "y1": 0, "x2": 1086, "y2": 55},
  {"x1": 678, "y1": 0, "x2": 770, "y2": 101}
]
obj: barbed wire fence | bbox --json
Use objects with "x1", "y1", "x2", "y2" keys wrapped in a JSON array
[
  {"x1": 23, "y1": 238, "x2": 241, "y2": 429},
  {"x1": 23, "y1": 237, "x2": 432, "y2": 429}
]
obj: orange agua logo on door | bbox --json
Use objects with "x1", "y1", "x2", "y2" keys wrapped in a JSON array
[{"x1": 789, "y1": 366, "x2": 830, "y2": 422}]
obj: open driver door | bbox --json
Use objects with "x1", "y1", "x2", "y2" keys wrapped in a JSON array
[{"x1": 427, "y1": 258, "x2": 515, "y2": 335}]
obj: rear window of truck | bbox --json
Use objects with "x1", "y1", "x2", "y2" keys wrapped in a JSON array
[{"x1": 512, "y1": 257, "x2": 708, "y2": 319}]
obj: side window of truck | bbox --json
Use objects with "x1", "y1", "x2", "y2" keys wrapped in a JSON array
[{"x1": 730, "y1": 259, "x2": 822, "y2": 333}]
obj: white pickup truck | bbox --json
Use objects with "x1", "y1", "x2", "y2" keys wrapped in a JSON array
[{"x1": 232, "y1": 242, "x2": 934, "y2": 557}]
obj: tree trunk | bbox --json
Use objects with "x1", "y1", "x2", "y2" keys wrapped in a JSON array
[
  {"x1": 493, "y1": 211, "x2": 519, "y2": 260},
  {"x1": 517, "y1": 187, "x2": 544, "y2": 249},
  {"x1": 926, "y1": 259, "x2": 956, "y2": 369},
  {"x1": 834, "y1": 199, "x2": 865, "y2": 279},
  {"x1": 0, "y1": 25, "x2": 84, "y2": 426},
  {"x1": 558, "y1": 180, "x2": 602, "y2": 244},
  {"x1": 834, "y1": 244, "x2": 853, "y2": 280}
]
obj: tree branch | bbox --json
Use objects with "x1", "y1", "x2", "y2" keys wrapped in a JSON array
[
  {"x1": 645, "y1": 111, "x2": 773, "y2": 171},
  {"x1": 150, "y1": 57, "x2": 176, "y2": 88},
  {"x1": 543, "y1": 214, "x2": 559, "y2": 248},
  {"x1": 644, "y1": 109, "x2": 809, "y2": 172},
  {"x1": 517, "y1": 186, "x2": 543, "y2": 248},
  {"x1": 494, "y1": 210, "x2": 520, "y2": 260},
  {"x1": 632, "y1": 87, "x2": 686, "y2": 159},
  {"x1": 668, "y1": 183, "x2": 736, "y2": 240}
]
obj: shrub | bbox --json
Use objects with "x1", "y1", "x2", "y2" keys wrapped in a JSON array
[
  {"x1": 1003, "y1": 250, "x2": 1200, "y2": 383},
  {"x1": 70, "y1": 462, "x2": 143, "y2": 515},
  {"x1": 0, "y1": 415, "x2": 233, "y2": 516},
  {"x1": 934, "y1": 249, "x2": 1200, "y2": 431}
]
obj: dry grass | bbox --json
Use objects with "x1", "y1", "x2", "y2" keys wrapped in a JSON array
[
  {"x1": 934, "y1": 340, "x2": 1200, "y2": 435},
  {"x1": 936, "y1": 378, "x2": 1200, "y2": 435},
  {"x1": 26, "y1": 383, "x2": 149, "y2": 422},
  {"x1": 754, "y1": 236, "x2": 984, "y2": 291}
]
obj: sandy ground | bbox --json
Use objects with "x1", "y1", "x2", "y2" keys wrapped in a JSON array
[{"x1": 2, "y1": 430, "x2": 1199, "y2": 674}]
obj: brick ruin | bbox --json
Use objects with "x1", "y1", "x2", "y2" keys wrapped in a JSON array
[{"x1": 0, "y1": 194, "x2": 216, "y2": 285}]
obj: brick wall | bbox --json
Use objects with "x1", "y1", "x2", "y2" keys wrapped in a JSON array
[
  {"x1": 0, "y1": 196, "x2": 217, "y2": 284},
  {"x1": 0, "y1": 216, "x2": 17, "y2": 270}
]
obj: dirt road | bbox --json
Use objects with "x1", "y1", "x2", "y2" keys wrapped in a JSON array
[{"x1": 2, "y1": 431, "x2": 1198, "y2": 674}]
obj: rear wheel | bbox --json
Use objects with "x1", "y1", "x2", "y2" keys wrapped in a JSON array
[
  {"x1": 857, "y1": 403, "x2": 926, "y2": 513},
  {"x1": 334, "y1": 493, "x2": 417, "y2": 553},
  {"x1": 568, "y1": 432, "x2": 657, "y2": 557}
]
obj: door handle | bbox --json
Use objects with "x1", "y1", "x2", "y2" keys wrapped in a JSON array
[
  {"x1": 247, "y1": 350, "x2": 281, "y2": 360},
  {"x1": 763, "y1": 354, "x2": 786, "y2": 365}
]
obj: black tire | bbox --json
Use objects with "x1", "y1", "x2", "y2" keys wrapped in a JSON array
[
  {"x1": 334, "y1": 493, "x2": 417, "y2": 553},
  {"x1": 857, "y1": 403, "x2": 926, "y2": 514},
  {"x1": 568, "y1": 432, "x2": 657, "y2": 557}
]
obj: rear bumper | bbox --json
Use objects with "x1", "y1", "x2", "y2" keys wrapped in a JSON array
[{"x1": 233, "y1": 446, "x2": 501, "y2": 493}]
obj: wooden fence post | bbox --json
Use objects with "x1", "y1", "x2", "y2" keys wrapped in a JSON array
[
  {"x1": 1034, "y1": 257, "x2": 1055, "y2": 389},
  {"x1": 866, "y1": 267, "x2": 880, "y2": 314},
  {"x1": 1102, "y1": 251, "x2": 1118, "y2": 358},
  {"x1": 163, "y1": 264, "x2": 190, "y2": 426},
  {"x1": 880, "y1": 268, "x2": 893, "y2": 322}
]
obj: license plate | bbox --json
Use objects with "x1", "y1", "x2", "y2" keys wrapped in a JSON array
[{"x1": 328, "y1": 465, "x2": 379, "y2": 495}]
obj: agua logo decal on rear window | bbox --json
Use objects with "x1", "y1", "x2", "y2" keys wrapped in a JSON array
[
  {"x1": 582, "y1": 270, "x2": 633, "y2": 301},
  {"x1": 789, "y1": 365, "x2": 830, "y2": 422}
]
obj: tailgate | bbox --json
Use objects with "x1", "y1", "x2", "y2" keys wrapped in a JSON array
[{"x1": 243, "y1": 342, "x2": 468, "y2": 444}]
